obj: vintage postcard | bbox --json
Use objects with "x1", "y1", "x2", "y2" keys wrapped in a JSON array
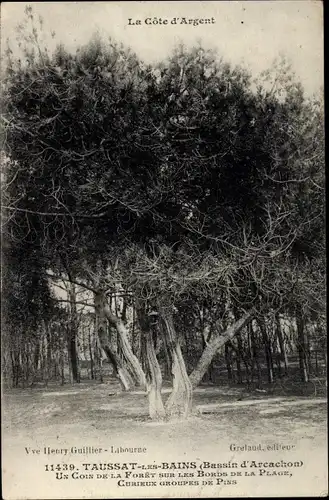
[{"x1": 1, "y1": 1, "x2": 326, "y2": 498}]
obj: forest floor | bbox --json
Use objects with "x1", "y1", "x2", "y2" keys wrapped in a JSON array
[
  {"x1": 2, "y1": 379, "x2": 327, "y2": 446},
  {"x1": 2, "y1": 380, "x2": 327, "y2": 498}
]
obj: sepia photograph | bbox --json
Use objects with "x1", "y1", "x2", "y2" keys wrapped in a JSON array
[{"x1": 1, "y1": 1, "x2": 326, "y2": 498}]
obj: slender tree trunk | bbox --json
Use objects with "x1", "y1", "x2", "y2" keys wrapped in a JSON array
[
  {"x1": 67, "y1": 327, "x2": 79, "y2": 382},
  {"x1": 46, "y1": 323, "x2": 53, "y2": 381},
  {"x1": 88, "y1": 327, "x2": 95, "y2": 380},
  {"x1": 315, "y1": 349, "x2": 319, "y2": 376},
  {"x1": 42, "y1": 329, "x2": 49, "y2": 388},
  {"x1": 276, "y1": 314, "x2": 288, "y2": 375},
  {"x1": 189, "y1": 311, "x2": 253, "y2": 389},
  {"x1": 60, "y1": 341, "x2": 65, "y2": 385},
  {"x1": 132, "y1": 307, "x2": 142, "y2": 359},
  {"x1": 249, "y1": 322, "x2": 261, "y2": 388},
  {"x1": 247, "y1": 325, "x2": 253, "y2": 383},
  {"x1": 296, "y1": 312, "x2": 309, "y2": 383},
  {"x1": 160, "y1": 304, "x2": 192, "y2": 419},
  {"x1": 21, "y1": 347, "x2": 26, "y2": 388},
  {"x1": 202, "y1": 325, "x2": 215, "y2": 383},
  {"x1": 81, "y1": 323, "x2": 87, "y2": 375},
  {"x1": 53, "y1": 355, "x2": 59, "y2": 380},
  {"x1": 257, "y1": 317, "x2": 274, "y2": 384},
  {"x1": 33, "y1": 341, "x2": 40, "y2": 372},
  {"x1": 324, "y1": 349, "x2": 327, "y2": 378},
  {"x1": 242, "y1": 356, "x2": 251, "y2": 385},
  {"x1": 67, "y1": 283, "x2": 80, "y2": 383},
  {"x1": 235, "y1": 348, "x2": 242, "y2": 384},
  {"x1": 275, "y1": 344, "x2": 282, "y2": 378},
  {"x1": 94, "y1": 314, "x2": 103, "y2": 382},
  {"x1": 236, "y1": 333, "x2": 244, "y2": 384},
  {"x1": 159, "y1": 320, "x2": 171, "y2": 380},
  {"x1": 94, "y1": 291, "x2": 134, "y2": 391},
  {"x1": 225, "y1": 344, "x2": 233, "y2": 382},
  {"x1": 11, "y1": 349, "x2": 20, "y2": 388},
  {"x1": 306, "y1": 327, "x2": 312, "y2": 376}
]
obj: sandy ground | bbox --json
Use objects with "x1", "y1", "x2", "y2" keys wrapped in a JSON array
[{"x1": 2, "y1": 381, "x2": 328, "y2": 499}]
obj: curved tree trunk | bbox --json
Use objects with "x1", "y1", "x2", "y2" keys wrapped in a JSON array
[
  {"x1": 95, "y1": 291, "x2": 146, "y2": 389},
  {"x1": 94, "y1": 291, "x2": 134, "y2": 391},
  {"x1": 136, "y1": 303, "x2": 165, "y2": 420},
  {"x1": 159, "y1": 305, "x2": 192, "y2": 419},
  {"x1": 189, "y1": 311, "x2": 253, "y2": 389},
  {"x1": 115, "y1": 319, "x2": 147, "y2": 389},
  {"x1": 146, "y1": 332, "x2": 165, "y2": 419}
]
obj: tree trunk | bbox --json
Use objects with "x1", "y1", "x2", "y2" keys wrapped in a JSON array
[
  {"x1": 257, "y1": 317, "x2": 274, "y2": 384},
  {"x1": 115, "y1": 319, "x2": 147, "y2": 389},
  {"x1": 88, "y1": 327, "x2": 95, "y2": 380},
  {"x1": 67, "y1": 324, "x2": 79, "y2": 382},
  {"x1": 159, "y1": 320, "x2": 171, "y2": 380},
  {"x1": 60, "y1": 343, "x2": 65, "y2": 386},
  {"x1": 275, "y1": 314, "x2": 288, "y2": 375},
  {"x1": 94, "y1": 314, "x2": 103, "y2": 382},
  {"x1": 324, "y1": 349, "x2": 327, "y2": 377},
  {"x1": 136, "y1": 303, "x2": 165, "y2": 420},
  {"x1": 235, "y1": 348, "x2": 242, "y2": 384},
  {"x1": 225, "y1": 344, "x2": 233, "y2": 382},
  {"x1": 132, "y1": 307, "x2": 142, "y2": 359},
  {"x1": 236, "y1": 333, "x2": 244, "y2": 384},
  {"x1": 94, "y1": 291, "x2": 134, "y2": 391},
  {"x1": 145, "y1": 331, "x2": 165, "y2": 419},
  {"x1": 249, "y1": 322, "x2": 261, "y2": 387},
  {"x1": 189, "y1": 311, "x2": 253, "y2": 389},
  {"x1": 296, "y1": 312, "x2": 309, "y2": 383},
  {"x1": 46, "y1": 323, "x2": 53, "y2": 380},
  {"x1": 11, "y1": 349, "x2": 20, "y2": 388},
  {"x1": 67, "y1": 283, "x2": 80, "y2": 383},
  {"x1": 99, "y1": 293, "x2": 146, "y2": 389},
  {"x1": 42, "y1": 329, "x2": 49, "y2": 387},
  {"x1": 314, "y1": 349, "x2": 319, "y2": 376},
  {"x1": 306, "y1": 326, "x2": 312, "y2": 375},
  {"x1": 159, "y1": 305, "x2": 192, "y2": 419},
  {"x1": 201, "y1": 325, "x2": 215, "y2": 383},
  {"x1": 33, "y1": 341, "x2": 40, "y2": 372}
]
